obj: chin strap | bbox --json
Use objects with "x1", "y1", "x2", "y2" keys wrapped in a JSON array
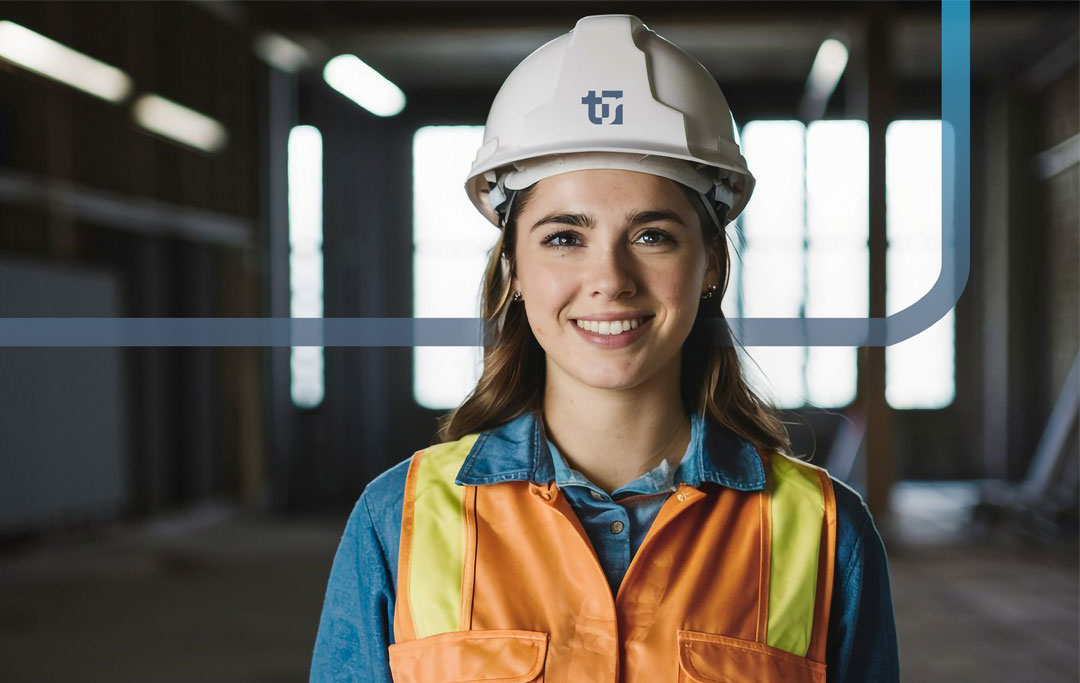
[
  {"x1": 698, "y1": 191, "x2": 732, "y2": 237},
  {"x1": 484, "y1": 170, "x2": 516, "y2": 229}
]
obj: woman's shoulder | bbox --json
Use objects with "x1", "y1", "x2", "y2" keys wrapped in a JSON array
[
  {"x1": 351, "y1": 434, "x2": 480, "y2": 576},
  {"x1": 828, "y1": 475, "x2": 874, "y2": 529},
  {"x1": 346, "y1": 455, "x2": 414, "y2": 583},
  {"x1": 825, "y1": 474, "x2": 888, "y2": 586},
  {"x1": 764, "y1": 451, "x2": 876, "y2": 534},
  {"x1": 360, "y1": 455, "x2": 414, "y2": 518},
  {"x1": 359, "y1": 433, "x2": 480, "y2": 513},
  {"x1": 826, "y1": 474, "x2": 878, "y2": 541},
  {"x1": 762, "y1": 452, "x2": 881, "y2": 574},
  {"x1": 763, "y1": 452, "x2": 874, "y2": 528}
]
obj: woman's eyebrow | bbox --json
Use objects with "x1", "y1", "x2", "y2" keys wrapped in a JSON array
[
  {"x1": 530, "y1": 212, "x2": 592, "y2": 232},
  {"x1": 625, "y1": 209, "x2": 686, "y2": 227},
  {"x1": 530, "y1": 209, "x2": 685, "y2": 232}
]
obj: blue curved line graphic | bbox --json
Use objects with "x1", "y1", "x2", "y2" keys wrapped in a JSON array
[{"x1": 0, "y1": 1, "x2": 969, "y2": 347}]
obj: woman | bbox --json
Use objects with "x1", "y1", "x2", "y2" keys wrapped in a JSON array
[{"x1": 311, "y1": 14, "x2": 899, "y2": 683}]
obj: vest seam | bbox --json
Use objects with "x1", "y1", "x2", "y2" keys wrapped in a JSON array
[
  {"x1": 808, "y1": 468, "x2": 838, "y2": 664},
  {"x1": 459, "y1": 484, "x2": 478, "y2": 631},
  {"x1": 757, "y1": 481, "x2": 771, "y2": 644},
  {"x1": 395, "y1": 449, "x2": 424, "y2": 643}
]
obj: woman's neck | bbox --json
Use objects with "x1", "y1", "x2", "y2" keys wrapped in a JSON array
[{"x1": 541, "y1": 359, "x2": 693, "y2": 494}]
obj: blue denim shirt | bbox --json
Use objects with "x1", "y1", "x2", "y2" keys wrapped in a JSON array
[
  {"x1": 310, "y1": 411, "x2": 900, "y2": 682},
  {"x1": 544, "y1": 413, "x2": 703, "y2": 596}
]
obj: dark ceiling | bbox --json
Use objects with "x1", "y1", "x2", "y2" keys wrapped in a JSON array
[{"x1": 220, "y1": 1, "x2": 1077, "y2": 92}]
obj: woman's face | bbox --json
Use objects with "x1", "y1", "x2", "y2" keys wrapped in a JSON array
[{"x1": 510, "y1": 169, "x2": 721, "y2": 394}]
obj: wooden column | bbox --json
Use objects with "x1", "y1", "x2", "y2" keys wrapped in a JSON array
[{"x1": 858, "y1": 1, "x2": 897, "y2": 523}]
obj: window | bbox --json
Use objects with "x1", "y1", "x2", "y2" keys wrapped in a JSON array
[
  {"x1": 288, "y1": 125, "x2": 324, "y2": 409},
  {"x1": 731, "y1": 118, "x2": 952, "y2": 409},
  {"x1": 410, "y1": 121, "x2": 954, "y2": 411},
  {"x1": 885, "y1": 120, "x2": 954, "y2": 409},
  {"x1": 733, "y1": 120, "x2": 868, "y2": 408},
  {"x1": 412, "y1": 126, "x2": 497, "y2": 409}
]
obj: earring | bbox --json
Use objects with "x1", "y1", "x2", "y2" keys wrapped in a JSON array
[
  {"x1": 512, "y1": 290, "x2": 523, "y2": 302},
  {"x1": 701, "y1": 284, "x2": 717, "y2": 300}
]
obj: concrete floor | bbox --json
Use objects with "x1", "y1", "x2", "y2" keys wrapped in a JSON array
[
  {"x1": 0, "y1": 488, "x2": 1076, "y2": 683},
  {"x1": 887, "y1": 482, "x2": 1079, "y2": 683},
  {"x1": 0, "y1": 504, "x2": 338, "y2": 683}
]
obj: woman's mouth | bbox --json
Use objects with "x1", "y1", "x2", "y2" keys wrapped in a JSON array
[
  {"x1": 570, "y1": 316, "x2": 654, "y2": 348},
  {"x1": 574, "y1": 317, "x2": 646, "y2": 335}
]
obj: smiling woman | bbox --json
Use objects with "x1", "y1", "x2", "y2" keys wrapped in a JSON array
[
  {"x1": 440, "y1": 166, "x2": 792, "y2": 484},
  {"x1": 312, "y1": 14, "x2": 899, "y2": 683}
]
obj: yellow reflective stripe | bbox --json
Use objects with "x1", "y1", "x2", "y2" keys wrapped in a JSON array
[
  {"x1": 409, "y1": 434, "x2": 479, "y2": 639},
  {"x1": 766, "y1": 453, "x2": 825, "y2": 657}
]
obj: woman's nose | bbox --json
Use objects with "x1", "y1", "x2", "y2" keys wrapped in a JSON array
[{"x1": 586, "y1": 243, "x2": 638, "y2": 299}]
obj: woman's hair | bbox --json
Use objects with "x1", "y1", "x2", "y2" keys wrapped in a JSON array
[{"x1": 434, "y1": 179, "x2": 792, "y2": 457}]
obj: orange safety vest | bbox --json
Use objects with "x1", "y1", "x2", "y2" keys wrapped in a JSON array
[{"x1": 389, "y1": 430, "x2": 837, "y2": 683}]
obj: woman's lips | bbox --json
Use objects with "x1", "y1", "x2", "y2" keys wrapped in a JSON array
[{"x1": 571, "y1": 317, "x2": 653, "y2": 349}]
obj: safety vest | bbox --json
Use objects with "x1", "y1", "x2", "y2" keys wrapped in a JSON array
[{"x1": 389, "y1": 431, "x2": 837, "y2": 683}]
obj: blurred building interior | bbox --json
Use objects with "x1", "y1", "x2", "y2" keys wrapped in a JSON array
[{"x1": 0, "y1": 1, "x2": 1076, "y2": 681}]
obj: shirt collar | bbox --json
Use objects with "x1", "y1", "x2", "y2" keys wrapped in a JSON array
[
  {"x1": 548, "y1": 413, "x2": 695, "y2": 497},
  {"x1": 454, "y1": 409, "x2": 766, "y2": 491}
]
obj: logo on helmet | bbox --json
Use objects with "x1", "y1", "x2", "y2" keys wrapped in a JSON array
[{"x1": 581, "y1": 90, "x2": 623, "y2": 125}]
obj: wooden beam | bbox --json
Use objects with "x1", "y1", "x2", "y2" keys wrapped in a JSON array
[
  {"x1": 0, "y1": 168, "x2": 254, "y2": 248},
  {"x1": 859, "y1": 1, "x2": 897, "y2": 524}
]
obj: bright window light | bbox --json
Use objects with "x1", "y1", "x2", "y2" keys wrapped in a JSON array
[
  {"x1": 407, "y1": 120, "x2": 952, "y2": 413},
  {"x1": 738, "y1": 120, "x2": 867, "y2": 409},
  {"x1": 737, "y1": 119, "x2": 952, "y2": 410},
  {"x1": 886, "y1": 120, "x2": 954, "y2": 409},
  {"x1": 806, "y1": 120, "x2": 868, "y2": 407},
  {"x1": 288, "y1": 125, "x2": 324, "y2": 409},
  {"x1": 740, "y1": 121, "x2": 810, "y2": 408},
  {"x1": 412, "y1": 126, "x2": 499, "y2": 410},
  {"x1": 0, "y1": 20, "x2": 132, "y2": 103},
  {"x1": 323, "y1": 54, "x2": 406, "y2": 117},
  {"x1": 133, "y1": 94, "x2": 227, "y2": 153}
]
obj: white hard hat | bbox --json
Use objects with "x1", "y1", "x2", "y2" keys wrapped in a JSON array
[{"x1": 464, "y1": 14, "x2": 756, "y2": 230}]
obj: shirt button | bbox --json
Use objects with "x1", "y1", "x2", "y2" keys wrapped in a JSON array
[
  {"x1": 676, "y1": 493, "x2": 686, "y2": 502},
  {"x1": 609, "y1": 520, "x2": 625, "y2": 534},
  {"x1": 589, "y1": 490, "x2": 605, "y2": 501}
]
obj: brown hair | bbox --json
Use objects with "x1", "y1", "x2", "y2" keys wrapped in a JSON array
[{"x1": 434, "y1": 180, "x2": 792, "y2": 457}]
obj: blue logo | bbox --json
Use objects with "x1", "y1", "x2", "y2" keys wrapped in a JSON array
[{"x1": 581, "y1": 90, "x2": 623, "y2": 124}]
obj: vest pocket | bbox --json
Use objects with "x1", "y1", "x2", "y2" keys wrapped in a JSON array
[
  {"x1": 676, "y1": 630, "x2": 826, "y2": 683},
  {"x1": 388, "y1": 629, "x2": 548, "y2": 683}
]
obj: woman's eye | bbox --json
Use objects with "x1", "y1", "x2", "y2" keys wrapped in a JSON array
[
  {"x1": 541, "y1": 229, "x2": 673, "y2": 249},
  {"x1": 636, "y1": 229, "x2": 673, "y2": 245},
  {"x1": 542, "y1": 231, "x2": 582, "y2": 249}
]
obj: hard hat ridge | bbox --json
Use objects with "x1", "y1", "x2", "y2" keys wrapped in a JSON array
[{"x1": 465, "y1": 14, "x2": 755, "y2": 229}]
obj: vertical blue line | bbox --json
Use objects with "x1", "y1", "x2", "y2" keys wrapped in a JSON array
[{"x1": 941, "y1": 0, "x2": 970, "y2": 302}]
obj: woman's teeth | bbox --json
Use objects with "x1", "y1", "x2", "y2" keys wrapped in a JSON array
[{"x1": 575, "y1": 318, "x2": 644, "y2": 335}]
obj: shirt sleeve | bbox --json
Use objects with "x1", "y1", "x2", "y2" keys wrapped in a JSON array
[
  {"x1": 826, "y1": 480, "x2": 901, "y2": 683},
  {"x1": 310, "y1": 492, "x2": 396, "y2": 683}
]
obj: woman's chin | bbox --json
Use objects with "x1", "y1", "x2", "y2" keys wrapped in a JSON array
[{"x1": 567, "y1": 363, "x2": 650, "y2": 392}]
